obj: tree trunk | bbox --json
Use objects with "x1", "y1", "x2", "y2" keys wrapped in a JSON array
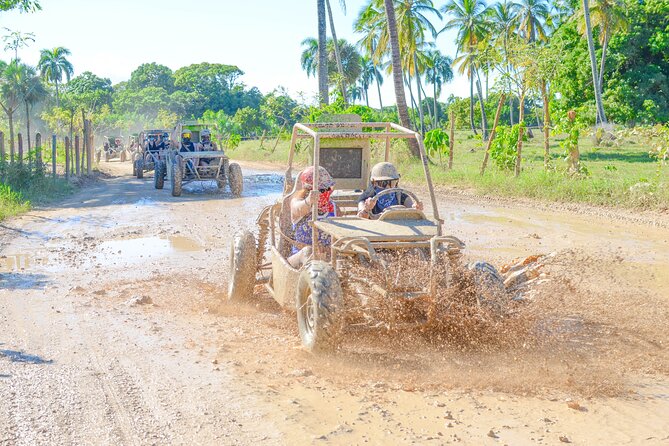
[
  {"x1": 317, "y1": 0, "x2": 329, "y2": 106},
  {"x1": 469, "y1": 73, "x2": 477, "y2": 135},
  {"x1": 481, "y1": 93, "x2": 506, "y2": 175},
  {"x1": 364, "y1": 87, "x2": 369, "y2": 107},
  {"x1": 8, "y1": 112, "x2": 15, "y2": 164},
  {"x1": 433, "y1": 74, "x2": 439, "y2": 129},
  {"x1": 541, "y1": 80, "x2": 551, "y2": 168},
  {"x1": 449, "y1": 110, "x2": 455, "y2": 170},
  {"x1": 25, "y1": 102, "x2": 31, "y2": 153},
  {"x1": 375, "y1": 71, "x2": 383, "y2": 109},
  {"x1": 515, "y1": 91, "x2": 526, "y2": 177},
  {"x1": 55, "y1": 80, "x2": 60, "y2": 108},
  {"x1": 383, "y1": 0, "x2": 417, "y2": 156},
  {"x1": 17, "y1": 133, "x2": 23, "y2": 165},
  {"x1": 325, "y1": 0, "x2": 348, "y2": 105},
  {"x1": 405, "y1": 72, "x2": 419, "y2": 130},
  {"x1": 509, "y1": 95, "x2": 514, "y2": 125},
  {"x1": 475, "y1": 69, "x2": 488, "y2": 141},
  {"x1": 414, "y1": 54, "x2": 426, "y2": 134},
  {"x1": 582, "y1": 0, "x2": 606, "y2": 124},
  {"x1": 598, "y1": 34, "x2": 609, "y2": 95}
]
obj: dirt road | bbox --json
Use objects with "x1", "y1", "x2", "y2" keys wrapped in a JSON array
[{"x1": 1, "y1": 160, "x2": 668, "y2": 445}]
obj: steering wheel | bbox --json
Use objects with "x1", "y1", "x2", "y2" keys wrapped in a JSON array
[{"x1": 370, "y1": 187, "x2": 422, "y2": 212}]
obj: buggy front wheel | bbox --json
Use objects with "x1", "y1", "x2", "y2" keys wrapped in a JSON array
[
  {"x1": 171, "y1": 161, "x2": 183, "y2": 197},
  {"x1": 154, "y1": 160, "x2": 165, "y2": 189},
  {"x1": 296, "y1": 261, "x2": 344, "y2": 352},
  {"x1": 135, "y1": 158, "x2": 144, "y2": 178},
  {"x1": 227, "y1": 231, "x2": 257, "y2": 302},
  {"x1": 228, "y1": 163, "x2": 243, "y2": 196}
]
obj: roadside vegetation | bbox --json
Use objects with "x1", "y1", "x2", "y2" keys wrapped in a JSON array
[{"x1": 0, "y1": 0, "x2": 667, "y2": 218}]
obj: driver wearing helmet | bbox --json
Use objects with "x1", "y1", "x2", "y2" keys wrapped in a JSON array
[
  {"x1": 198, "y1": 128, "x2": 219, "y2": 167},
  {"x1": 179, "y1": 130, "x2": 196, "y2": 152},
  {"x1": 146, "y1": 133, "x2": 164, "y2": 153},
  {"x1": 357, "y1": 162, "x2": 422, "y2": 219}
]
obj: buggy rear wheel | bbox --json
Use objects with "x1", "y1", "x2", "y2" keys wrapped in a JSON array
[
  {"x1": 135, "y1": 159, "x2": 144, "y2": 178},
  {"x1": 228, "y1": 231, "x2": 257, "y2": 301},
  {"x1": 171, "y1": 160, "x2": 183, "y2": 197},
  {"x1": 228, "y1": 163, "x2": 243, "y2": 196},
  {"x1": 154, "y1": 161, "x2": 165, "y2": 189},
  {"x1": 468, "y1": 261, "x2": 507, "y2": 316},
  {"x1": 120, "y1": 150, "x2": 127, "y2": 162},
  {"x1": 104, "y1": 151, "x2": 110, "y2": 162},
  {"x1": 96, "y1": 150, "x2": 101, "y2": 164},
  {"x1": 296, "y1": 261, "x2": 344, "y2": 352}
]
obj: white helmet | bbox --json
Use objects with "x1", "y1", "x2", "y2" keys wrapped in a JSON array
[
  {"x1": 370, "y1": 162, "x2": 400, "y2": 181},
  {"x1": 201, "y1": 129, "x2": 211, "y2": 137}
]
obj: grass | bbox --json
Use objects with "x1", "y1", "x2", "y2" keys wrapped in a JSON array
[
  {"x1": 229, "y1": 129, "x2": 668, "y2": 210},
  {"x1": 0, "y1": 161, "x2": 74, "y2": 222}
]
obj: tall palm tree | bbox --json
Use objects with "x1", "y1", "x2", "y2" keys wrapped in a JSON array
[
  {"x1": 424, "y1": 49, "x2": 453, "y2": 128},
  {"x1": 317, "y1": 0, "x2": 329, "y2": 105},
  {"x1": 515, "y1": 0, "x2": 550, "y2": 43},
  {"x1": 359, "y1": 56, "x2": 381, "y2": 107},
  {"x1": 395, "y1": 0, "x2": 441, "y2": 134},
  {"x1": 37, "y1": 47, "x2": 73, "y2": 107},
  {"x1": 441, "y1": 0, "x2": 490, "y2": 135},
  {"x1": 301, "y1": 37, "x2": 362, "y2": 97},
  {"x1": 0, "y1": 61, "x2": 22, "y2": 161},
  {"x1": 16, "y1": 64, "x2": 46, "y2": 154},
  {"x1": 383, "y1": 0, "x2": 418, "y2": 156},
  {"x1": 354, "y1": 1, "x2": 386, "y2": 108},
  {"x1": 576, "y1": 0, "x2": 627, "y2": 97},
  {"x1": 490, "y1": 0, "x2": 519, "y2": 124},
  {"x1": 325, "y1": 0, "x2": 349, "y2": 104},
  {"x1": 580, "y1": 0, "x2": 606, "y2": 123}
]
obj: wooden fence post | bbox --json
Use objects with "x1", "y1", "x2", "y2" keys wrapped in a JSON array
[
  {"x1": 65, "y1": 136, "x2": 70, "y2": 179},
  {"x1": 75, "y1": 135, "x2": 80, "y2": 176},
  {"x1": 35, "y1": 132, "x2": 42, "y2": 171},
  {"x1": 52, "y1": 134, "x2": 57, "y2": 179},
  {"x1": 448, "y1": 111, "x2": 455, "y2": 170},
  {"x1": 17, "y1": 133, "x2": 23, "y2": 165},
  {"x1": 86, "y1": 120, "x2": 92, "y2": 175}
]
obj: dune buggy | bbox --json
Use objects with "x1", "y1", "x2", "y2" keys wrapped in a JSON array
[
  {"x1": 97, "y1": 136, "x2": 129, "y2": 163},
  {"x1": 228, "y1": 121, "x2": 506, "y2": 352},
  {"x1": 165, "y1": 122, "x2": 243, "y2": 197},
  {"x1": 133, "y1": 129, "x2": 170, "y2": 183}
]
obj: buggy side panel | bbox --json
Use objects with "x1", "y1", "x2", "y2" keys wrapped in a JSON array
[{"x1": 270, "y1": 246, "x2": 299, "y2": 310}]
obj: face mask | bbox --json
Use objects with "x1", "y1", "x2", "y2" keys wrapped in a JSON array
[{"x1": 317, "y1": 188, "x2": 334, "y2": 214}]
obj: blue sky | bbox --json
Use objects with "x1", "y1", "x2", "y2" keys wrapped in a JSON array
[{"x1": 0, "y1": 0, "x2": 470, "y2": 107}]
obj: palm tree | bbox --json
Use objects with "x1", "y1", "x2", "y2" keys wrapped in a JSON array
[
  {"x1": 359, "y1": 56, "x2": 379, "y2": 107},
  {"x1": 37, "y1": 47, "x2": 73, "y2": 108},
  {"x1": 576, "y1": 0, "x2": 627, "y2": 99},
  {"x1": 16, "y1": 64, "x2": 46, "y2": 155},
  {"x1": 301, "y1": 37, "x2": 362, "y2": 99},
  {"x1": 325, "y1": 0, "x2": 349, "y2": 104},
  {"x1": 383, "y1": 0, "x2": 418, "y2": 156},
  {"x1": 490, "y1": 0, "x2": 519, "y2": 124},
  {"x1": 354, "y1": 1, "x2": 386, "y2": 108},
  {"x1": 441, "y1": 0, "x2": 490, "y2": 135},
  {"x1": 395, "y1": 0, "x2": 442, "y2": 134},
  {"x1": 515, "y1": 0, "x2": 550, "y2": 43},
  {"x1": 0, "y1": 61, "x2": 22, "y2": 161},
  {"x1": 424, "y1": 49, "x2": 453, "y2": 128},
  {"x1": 580, "y1": 0, "x2": 606, "y2": 123},
  {"x1": 317, "y1": 0, "x2": 329, "y2": 105}
]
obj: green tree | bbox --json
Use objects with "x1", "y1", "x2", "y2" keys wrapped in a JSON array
[
  {"x1": 325, "y1": 0, "x2": 349, "y2": 104},
  {"x1": 0, "y1": 61, "x2": 23, "y2": 158},
  {"x1": 354, "y1": 1, "x2": 385, "y2": 108},
  {"x1": 173, "y1": 63, "x2": 245, "y2": 115},
  {"x1": 515, "y1": 0, "x2": 550, "y2": 43},
  {"x1": 15, "y1": 63, "x2": 45, "y2": 154},
  {"x1": 2, "y1": 28, "x2": 34, "y2": 62},
  {"x1": 580, "y1": 0, "x2": 607, "y2": 123},
  {"x1": 490, "y1": 0, "x2": 519, "y2": 124},
  {"x1": 424, "y1": 49, "x2": 453, "y2": 128},
  {"x1": 301, "y1": 37, "x2": 362, "y2": 97},
  {"x1": 382, "y1": 0, "x2": 417, "y2": 155},
  {"x1": 441, "y1": 0, "x2": 490, "y2": 136},
  {"x1": 37, "y1": 46, "x2": 73, "y2": 107},
  {"x1": 0, "y1": 0, "x2": 40, "y2": 12},
  {"x1": 128, "y1": 63, "x2": 174, "y2": 92}
]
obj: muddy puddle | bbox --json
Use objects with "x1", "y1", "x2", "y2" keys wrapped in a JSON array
[{"x1": 92, "y1": 235, "x2": 203, "y2": 266}]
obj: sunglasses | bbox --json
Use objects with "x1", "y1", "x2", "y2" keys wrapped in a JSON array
[
  {"x1": 318, "y1": 187, "x2": 331, "y2": 193},
  {"x1": 374, "y1": 180, "x2": 395, "y2": 188}
]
